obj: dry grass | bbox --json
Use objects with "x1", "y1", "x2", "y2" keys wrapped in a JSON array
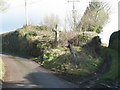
[{"x1": 0, "y1": 56, "x2": 5, "y2": 80}]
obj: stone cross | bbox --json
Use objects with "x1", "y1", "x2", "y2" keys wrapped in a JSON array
[{"x1": 52, "y1": 24, "x2": 61, "y2": 42}]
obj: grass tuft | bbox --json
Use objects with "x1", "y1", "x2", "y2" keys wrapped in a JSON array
[{"x1": 0, "y1": 58, "x2": 5, "y2": 80}]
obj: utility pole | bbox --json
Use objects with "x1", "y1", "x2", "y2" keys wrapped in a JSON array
[
  {"x1": 25, "y1": 0, "x2": 28, "y2": 26},
  {"x1": 68, "y1": 0, "x2": 80, "y2": 31}
]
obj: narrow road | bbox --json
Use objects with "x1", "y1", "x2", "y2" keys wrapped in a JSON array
[{"x1": 1, "y1": 54, "x2": 78, "y2": 88}]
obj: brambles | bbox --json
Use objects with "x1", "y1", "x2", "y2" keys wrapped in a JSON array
[{"x1": 25, "y1": 31, "x2": 37, "y2": 37}]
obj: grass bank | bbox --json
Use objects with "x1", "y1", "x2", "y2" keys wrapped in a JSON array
[
  {"x1": 0, "y1": 57, "x2": 5, "y2": 80},
  {"x1": 100, "y1": 49, "x2": 120, "y2": 81},
  {"x1": 33, "y1": 46, "x2": 103, "y2": 76}
]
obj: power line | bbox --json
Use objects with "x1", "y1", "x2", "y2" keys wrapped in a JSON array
[{"x1": 10, "y1": 0, "x2": 42, "y2": 9}]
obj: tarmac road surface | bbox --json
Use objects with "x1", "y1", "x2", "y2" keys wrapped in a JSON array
[{"x1": 1, "y1": 54, "x2": 78, "y2": 88}]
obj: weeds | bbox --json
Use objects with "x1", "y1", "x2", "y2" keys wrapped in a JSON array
[
  {"x1": 1, "y1": 25, "x2": 104, "y2": 77},
  {"x1": 0, "y1": 58, "x2": 5, "y2": 80}
]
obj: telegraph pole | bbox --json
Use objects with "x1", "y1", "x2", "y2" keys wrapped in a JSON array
[
  {"x1": 68, "y1": 0, "x2": 80, "y2": 30},
  {"x1": 25, "y1": 0, "x2": 28, "y2": 26}
]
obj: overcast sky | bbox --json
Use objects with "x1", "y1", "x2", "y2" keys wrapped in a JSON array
[{"x1": 0, "y1": 0, "x2": 119, "y2": 45}]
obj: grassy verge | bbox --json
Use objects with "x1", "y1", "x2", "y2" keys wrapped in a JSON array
[
  {"x1": 100, "y1": 49, "x2": 119, "y2": 81},
  {"x1": 0, "y1": 58, "x2": 5, "y2": 80},
  {"x1": 34, "y1": 46, "x2": 103, "y2": 76}
]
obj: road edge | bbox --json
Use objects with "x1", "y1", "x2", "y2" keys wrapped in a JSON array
[{"x1": 0, "y1": 56, "x2": 5, "y2": 90}]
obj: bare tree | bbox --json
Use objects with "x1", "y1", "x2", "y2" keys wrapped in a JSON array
[
  {"x1": 63, "y1": 11, "x2": 74, "y2": 32},
  {"x1": 63, "y1": 11, "x2": 81, "y2": 32},
  {"x1": 0, "y1": 0, "x2": 8, "y2": 12},
  {"x1": 41, "y1": 14, "x2": 61, "y2": 29}
]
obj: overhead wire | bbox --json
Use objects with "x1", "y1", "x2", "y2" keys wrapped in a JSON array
[{"x1": 9, "y1": 0, "x2": 42, "y2": 9}]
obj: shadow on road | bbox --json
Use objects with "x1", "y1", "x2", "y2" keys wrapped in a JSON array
[
  {"x1": 3, "y1": 71, "x2": 78, "y2": 88},
  {"x1": 23, "y1": 68, "x2": 78, "y2": 88},
  {"x1": 3, "y1": 81, "x2": 40, "y2": 88},
  {"x1": 2, "y1": 53, "x2": 78, "y2": 88}
]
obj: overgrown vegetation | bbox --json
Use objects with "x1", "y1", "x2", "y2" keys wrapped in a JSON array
[
  {"x1": 2, "y1": 29, "x2": 50, "y2": 58},
  {"x1": 31, "y1": 32, "x2": 103, "y2": 76},
  {"x1": 39, "y1": 46, "x2": 103, "y2": 76},
  {"x1": 99, "y1": 30, "x2": 120, "y2": 81},
  {"x1": 1, "y1": 25, "x2": 119, "y2": 82},
  {"x1": 1, "y1": 25, "x2": 103, "y2": 77},
  {"x1": 100, "y1": 49, "x2": 119, "y2": 81}
]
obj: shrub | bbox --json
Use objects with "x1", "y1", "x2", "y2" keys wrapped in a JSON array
[
  {"x1": 88, "y1": 25, "x2": 103, "y2": 34},
  {"x1": 25, "y1": 31, "x2": 37, "y2": 37},
  {"x1": 2, "y1": 30, "x2": 45, "y2": 58}
]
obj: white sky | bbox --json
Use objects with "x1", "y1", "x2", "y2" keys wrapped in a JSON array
[
  {"x1": 8, "y1": 0, "x2": 90, "y2": 14},
  {"x1": 6, "y1": 0, "x2": 91, "y2": 22},
  {"x1": 0, "y1": 0, "x2": 119, "y2": 45}
]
